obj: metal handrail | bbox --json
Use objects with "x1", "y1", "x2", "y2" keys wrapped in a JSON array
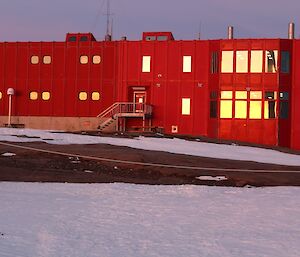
[{"x1": 97, "y1": 102, "x2": 152, "y2": 119}]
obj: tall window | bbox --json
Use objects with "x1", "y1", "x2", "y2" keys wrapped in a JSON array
[
  {"x1": 235, "y1": 91, "x2": 247, "y2": 118},
  {"x1": 183, "y1": 56, "x2": 192, "y2": 73},
  {"x1": 249, "y1": 91, "x2": 262, "y2": 119},
  {"x1": 281, "y1": 51, "x2": 290, "y2": 73},
  {"x1": 211, "y1": 52, "x2": 219, "y2": 73},
  {"x1": 221, "y1": 51, "x2": 233, "y2": 73},
  {"x1": 250, "y1": 50, "x2": 263, "y2": 73},
  {"x1": 236, "y1": 51, "x2": 248, "y2": 73},
  {"x1": 210, "y1": 92, "x2": 218, "y2": 118},
  {"x1": 220, "y1": 91, "x2": 233, "y2": 118},
  {"x1": 142, "y1": 56, "x2": 151, "y2": 72},
  {"x1": 265, "y1": 50, "x2": 278, "y2": 73},
  {"x1": 264, "y1": 92, "x2": 276, "y2": 119},
  {"x1": 279, "y1": 92, "x2": 289, "y2": 119},
  {"x1": 182, "y1": 98, "x2": 191, "y2": 115}
]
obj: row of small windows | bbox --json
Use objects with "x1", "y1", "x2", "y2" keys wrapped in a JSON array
[
  {"x1": 27, "y1": 91, "x2": 100, "y2": 101},
  {"x1": 219, "y1": 50, "x2": 290, "y2": 73},
  {"x1": 30, "y1": 55, "x2": 101, "y2": 65},
  {"x1": 210, "y1": 90, "x2": 289, "y2": 119},
  {"x1": 142, "y1": 56, "x2": 192, "y2": 73}
]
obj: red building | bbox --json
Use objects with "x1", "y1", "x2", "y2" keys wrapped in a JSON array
[{"x1": 0, "y1": 25, "x2": 299, "y2": 150}]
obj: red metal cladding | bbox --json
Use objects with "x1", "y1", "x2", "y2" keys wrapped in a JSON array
[{"x1": 0, "y1": 32, "x2": 299, "y2": 150}]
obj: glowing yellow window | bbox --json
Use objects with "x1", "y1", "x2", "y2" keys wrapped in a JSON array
[
  {"x1": 250, "y1": 91, "x2": 262, "y2": 99},
  {"x1": 221, "y1": 91, "x2": 233, "y2": 99},
  {"x1": 181, "y1": 98, "x2": 191, "y2": 115},
  {"x1": 221, "y1": 51, "x2": 233, "y2": 73},
  {"x1": 42, "y1": 92, "x2": 50, "y2": 100},
  {"x1": 236, "y1": 51, "x2": 248, "y2": 73},
  {"x1": 43, "y1": 56, "x2": 51, "y2": 64},
  {"x1": 92, "y1": 92, "x2": 100, "y2": 100},
  {"x1": 235, "y1": 91, "x2": 247, "y2": 99},
  {"x1": 142, "y1": 56, "x2": 151, "y2": 72},
  {"x1": 235, "y1": 101, "x2": 247, "y2": 119},
  {"x1": 220, "y1": 101, "x2": 232, "y2": 118},
  {"x1": 80, "y1": 56, "x2": 88, "y2": 64},
  {"x1": 30, "y1": 91, "x2": 38, "y2": 100},
  {"x1": 79, "y1": 92, "x2": 87, "y2": 101},
  {"x1": 93, "y1": 55, "x2": 101, "y2": 64},
  {"x1": 0, "y1": 92, "x2": 2, "y2": 99},
  {"x1": 183, "y1": 56, "x2": 192, "y2": 73},
  {"x1": 250, "y1": 50, "x2": 263, "y2": 73},
  {"x1": 250, "y1": 101, "x2": 262, "y2": 119},
  {"x1": 31, "y1": 56, "x2": 39, "y2": 64}
]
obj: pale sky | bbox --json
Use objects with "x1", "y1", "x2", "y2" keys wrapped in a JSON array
[{"x1": 0, "y1": 0, "x2": 299, "y2": 41}]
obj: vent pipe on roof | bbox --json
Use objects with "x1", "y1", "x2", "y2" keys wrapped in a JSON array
[
  {"x1": 288, "y1": 22, "x2": 295, "y2": 39},
  {"x1": 228, "y1": 26, "x2": 234, "y2": 39},
  {"x1": 121, "y1": 36, "x2": 127, "y2": 41}
]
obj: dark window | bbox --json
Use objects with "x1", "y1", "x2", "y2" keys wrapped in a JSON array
[
  {"x1": 80, "y1": 36, "x2": 88, "y2": 42},
  {"x1": 281, "y1": 51, "x2": 290, "y2": 73},
  {"x1": 279, "y1": 102, "x2": 289, "y2": 119},
  {"x1": 280, "y1": 92, "x2": 289, "y2": 100},
  {"x1": 145, "y1": 36, "x2": 156, "y2": 41},
  {"x1": 157, "y1": 36, "x2": 168, "y2": 41},
  {"x1": 68, "y1": 36, "x2": 77, "y2": 42},
  {"x1": 210, "y1": 101, "x2": 218, "y2": 118},
  {"x1": 211, "y1": 52, "x2": 219, "y2": 73},
  {"x1": 210, "y1": 91, "x2": 218, "y2": 99},
  {"x1": 265, "y1": 92, "x2": 275, "y2": 100}
]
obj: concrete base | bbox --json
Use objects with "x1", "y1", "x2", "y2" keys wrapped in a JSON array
[{"x1": 0, "y1": 116, "x2": 105, "y2": 132}]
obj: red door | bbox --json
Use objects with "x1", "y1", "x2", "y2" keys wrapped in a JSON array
[{"x1": 134, "y1": 91, "x2": 146, "y2": 112}]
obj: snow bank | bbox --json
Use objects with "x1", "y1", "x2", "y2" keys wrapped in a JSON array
[
  {"x1": 0, "y1": 183, "x2": 299, "y2": 257},
  {"x1": 0, "y1": 128, "x2": 300, "y2": 166}
]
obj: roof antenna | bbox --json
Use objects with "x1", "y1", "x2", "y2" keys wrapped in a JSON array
[
  {"x1": 105, "y1": 0, "x2": 112, "y2": 41},
  {"x1": 198, "y1": 21, "x2": 202, "y2": 40}
]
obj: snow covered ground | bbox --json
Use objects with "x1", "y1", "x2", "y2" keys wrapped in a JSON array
[
  {"x1": 0, "y1": 128, "x2": 300, "y2": 166},
  {"x1": 0, "y1": 182, "x2": 299, "y2": 257}
]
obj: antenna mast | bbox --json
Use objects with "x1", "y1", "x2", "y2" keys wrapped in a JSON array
[{"x1": 105, "y1": 0, "x2": 112, "y2": 41}]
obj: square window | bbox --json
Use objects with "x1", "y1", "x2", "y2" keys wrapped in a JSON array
[
  {"x1": 92, "y1": 92, "x2": 100, "y2": 100},
  {"x1": 30, "y1": 91, "x2": 38, "y2": 100},
  {"x1": 43, "y1": 56, "x2": 51, "y2": 64},
  {"x1": 42, "y1": 92, "x2": 50, "y2": 100},
  {"x1": 80, "y1": 56, "x2": 88, "y2": 64},
  {"x1": 93, "y1": 55, "x2": 101, "y2": 64},
  {"x1": 31, "y1": 56, "x2": 39, "y2": 64},
  {"x1": 79, "y1": 92, "x2": 87, "y2": 101}
]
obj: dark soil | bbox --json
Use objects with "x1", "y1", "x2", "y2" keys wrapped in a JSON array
[{"x1": 1, "y1": 141, "x2": 300, "y2": 187}]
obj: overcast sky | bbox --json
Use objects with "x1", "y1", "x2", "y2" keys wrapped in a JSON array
[{"x1": 0, "y1": 0, "x2": 299, "y2": 41}]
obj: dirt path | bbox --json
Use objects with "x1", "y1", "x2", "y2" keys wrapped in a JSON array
[{"x1": 1, "y1": 141, "x2": 300, "y2": 187}]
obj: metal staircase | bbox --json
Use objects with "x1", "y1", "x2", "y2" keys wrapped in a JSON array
[{"x1": 97, "y1": 102, "x2": 153, "y2": 132}]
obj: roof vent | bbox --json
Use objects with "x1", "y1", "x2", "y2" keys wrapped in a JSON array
[
  {"x1": 228, "y1": 26, "x2": 234, "y2": 39},
  {"x1": 288, "y1": 22, "x2": 295, "y2": 39}
]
